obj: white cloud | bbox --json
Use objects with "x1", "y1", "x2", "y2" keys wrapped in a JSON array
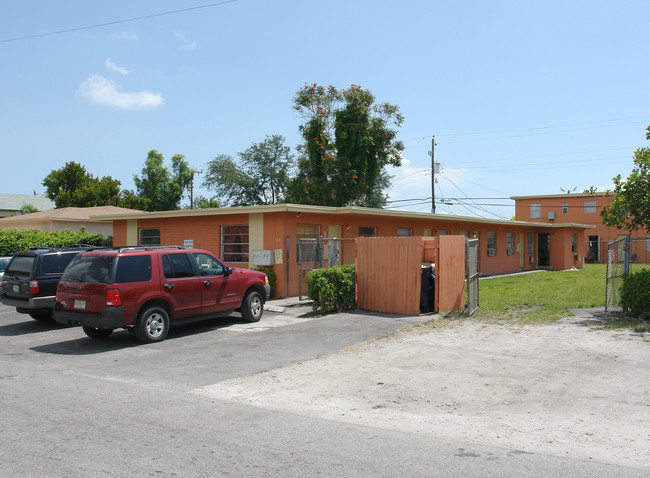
[
  {"x1": 78, "y1": 75, "x2": 163, "y2": 110},
  {"x1": 105, "y1": 59, "x2": 128, "y2": 75},
  {"x1": 111, "y1": 31, "x2": 137, "y2": 40},
  {"x1": 174, "y1": 32, "x2": 197, "y2": 51}
]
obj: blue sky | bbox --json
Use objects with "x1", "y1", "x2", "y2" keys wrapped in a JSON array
[{"x1": 1, "y1": 0, "x2": 649, "y2": 219}]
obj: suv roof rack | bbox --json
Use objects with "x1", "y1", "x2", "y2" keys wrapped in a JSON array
[
  {"x1": 28, "y1": 244, "x2": 94, "y2": 252},
  {"x1": 116, "y1": 245, "x2": 186, "y2": 253}
]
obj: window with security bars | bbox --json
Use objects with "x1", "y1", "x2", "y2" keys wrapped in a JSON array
[
  {"x1": 487, "y1": 231, "x2": 496, "y2": 257},
  {"x1": 527, "y1": 233, "x2": 534, "y2": 254},
  {"x1": 530, "y1": 203, "x2": 541, "y2": 219},
  {"x1": 139, "y1": 228, "x2": 161, "y2": 246},
  {"x1": 221, "y1": 225, "x2": 249, "y2": 263},
  {"x1": 506, "y1": 232, "x2": 514, "y2": 255},
  {"x1": 584, "y1": 200, "x2": 597, "y2": 213}
]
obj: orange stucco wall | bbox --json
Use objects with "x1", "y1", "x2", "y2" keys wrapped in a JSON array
[{"x1": 111, "y1": 210, "x2": 588, "y2": 298}]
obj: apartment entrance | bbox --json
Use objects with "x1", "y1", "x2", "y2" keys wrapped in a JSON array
[
  {"x1": 587, "y1": 235, "x2": 600, "y2": 263},
  {"x1": 538, "y1": 233, "x2": 550, "y2": 268}
]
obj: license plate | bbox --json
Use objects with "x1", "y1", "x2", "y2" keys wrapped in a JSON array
[
  {"x1": 74, "y1": 300, "x2": 86, "y2": 310},
  {"x1": 13, "y1": 285, "x2": 19, "y2": 293}
]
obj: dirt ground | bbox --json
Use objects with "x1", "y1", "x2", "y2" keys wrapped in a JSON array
[{"x1": 193, "y1": 308, "x2": 650, "y2": 470}]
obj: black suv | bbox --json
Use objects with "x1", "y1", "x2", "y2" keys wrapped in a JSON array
[{"x1": 0, "y1": 246, "x2": 91, "y2": 321}]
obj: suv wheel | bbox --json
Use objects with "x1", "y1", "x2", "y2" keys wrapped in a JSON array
[
  {"x1": 29, "y1": 311, "x2": 52, "y2": 322},
  {"x1": 135, "y1": 306, "x2": 170, "y2": 343},
  {"x1": 241, "y1": 291, "x2": 263, "y2": 323},
  {"x1": 82, "y1": 326, "x2": 114, "y2": 339}
]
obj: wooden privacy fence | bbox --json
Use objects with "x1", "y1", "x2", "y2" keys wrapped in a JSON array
[{"x1": 356, "y1": 235, "x2": 466, "y2": 316}]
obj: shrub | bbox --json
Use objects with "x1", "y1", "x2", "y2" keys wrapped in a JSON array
[
  {"x1": 620, "y1": 269, "x2": 650, "y2": 318},
  {"x1": 252, "y1": 266, "x2": 276, "y2": 298},
  {"x1": 306, "y1": 264, "x2": 355, "y2": 314},
  {"x1": 0, "y1": 228, "x2": 109, "y2": 257}
]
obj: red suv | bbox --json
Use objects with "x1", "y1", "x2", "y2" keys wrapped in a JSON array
[{"x1": 53, "y1": 246, "x2": 270, "y2": 343}]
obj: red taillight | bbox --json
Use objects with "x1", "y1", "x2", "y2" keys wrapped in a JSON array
[
  {"x1": 105, "y1": 289, "x2": 122, "y2": 306},
  {"x1": 29, "y1": 280, "x2": 39, "y2": 294}
]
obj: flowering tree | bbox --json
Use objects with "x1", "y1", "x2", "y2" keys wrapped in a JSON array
[{"x1": 290, "y1": 83, "x2": 404, "y2": 207}]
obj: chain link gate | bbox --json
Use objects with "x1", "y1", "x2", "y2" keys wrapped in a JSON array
[
  {"x1": 466, "y1": 238, "x2": 479, "y2": 316},
  {"x1": 605, "y1": 236, "x2": 629, "y2": 311}
]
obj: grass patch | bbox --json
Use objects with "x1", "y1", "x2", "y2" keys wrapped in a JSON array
[{"x1": 473, "y1": 264, "x2": 607, "y2": 324}]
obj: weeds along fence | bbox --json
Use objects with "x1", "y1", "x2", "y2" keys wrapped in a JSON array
[{"x1": 606, "y1": 236, "x2": 650, "y2": 310}]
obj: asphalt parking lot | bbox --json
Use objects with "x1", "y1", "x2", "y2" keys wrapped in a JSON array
[{"x1": 1, "y1": 302, "x2": 645, "y2": 477}]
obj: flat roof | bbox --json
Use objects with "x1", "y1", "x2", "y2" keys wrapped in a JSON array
[
  {"x1": 92, "y1": 203, "x2": 594, "y2": 229},
  {"x1": 511, "y1": 193, "x2": 612, "y2": 200}
]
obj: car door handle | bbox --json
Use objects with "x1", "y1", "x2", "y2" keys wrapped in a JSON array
[
  {"x1": 203, "y1": 280, "x2": 212, "y2": 286},
  {"x1": 164, "y1": 283, "x2": 174, "y2": 289}
]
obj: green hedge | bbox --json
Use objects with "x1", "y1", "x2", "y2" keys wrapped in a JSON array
[
  {"x1": 306, "y1": 264, "x2": 355, "y2": 314},
  {"x1": 0, "y1": 228, "x2": 110, "y2": 257},
  {"x1": 252, "y1": 266, "x2": 277, "y2": 298},
  {"x1": 620, "y1": 269, "x2": 650, "y2": 318}
]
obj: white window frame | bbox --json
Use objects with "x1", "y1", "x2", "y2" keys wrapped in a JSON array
[
  {"x1": 221, "y1": 225, "x2": 249, "y2": 263},
  {"x1": 562, "y1": 202, "x2": 568, "y2": 214}
]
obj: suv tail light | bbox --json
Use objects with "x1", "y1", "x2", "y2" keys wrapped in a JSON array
[
  {"x1": 29, "y1": 280, "x2": 39, "y2": 294},
  {"x1": 105, "y1": 289, "x2": 122, "y2": 306}
]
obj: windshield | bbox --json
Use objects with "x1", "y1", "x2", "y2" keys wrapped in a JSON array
[{"x1": 62, "y1": 255, "x2": 115, "y2": 284}]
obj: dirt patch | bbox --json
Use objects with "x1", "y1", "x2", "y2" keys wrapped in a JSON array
[{"x1": 193, "y1": 308, "x2": 650, "y2": 470}]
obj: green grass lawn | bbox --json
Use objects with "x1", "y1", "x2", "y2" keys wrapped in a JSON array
[{"x1": 474, "y1": 264, "x2": 608, "y2": 323}]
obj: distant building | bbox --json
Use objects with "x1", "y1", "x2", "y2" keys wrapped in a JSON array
[
  {"x1": 0, "y1": 193, "x2": 55, "y2": 217},
  {"x1": 512, "y1": 193, "x2": 649, "y2": 262},
  {"x1": 0, "y1": 206, "x2": 143, "y2": 237}
]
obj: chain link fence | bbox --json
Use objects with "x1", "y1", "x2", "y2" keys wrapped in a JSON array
[
  {"x1": 606, "y1": 236, "x2": 650, "y2": 311},
  {"x1": 297, "y1": 237, "x2": 356, "y2": 300}
]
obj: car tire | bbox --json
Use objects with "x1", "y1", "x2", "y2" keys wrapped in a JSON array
[
  {"x1": 241, "y1": 290, "x2": 263, "y2": 323},
  {"x1": 29, "y1": 311, "x2": 52, "y2": 321},
  {"x1": 82, "y1": 326, "x2": 114, "y2": 339},
  {"x1": 135, "y1": 306, "x2": 170, "y2": 343}
]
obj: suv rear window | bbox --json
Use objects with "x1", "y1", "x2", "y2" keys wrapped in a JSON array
[
  {"x1": 6, "y1": 256, "x2": 35, "y2": 275},
  {"x1": 41, "y1": 253, "x2": 79, "y2": 275},
  {"x1": 62, "y1": 255, "x2": 152, "y2": 284},
  {"x1": 63, "y1": 256, "x2": 115, "y2": 283}
]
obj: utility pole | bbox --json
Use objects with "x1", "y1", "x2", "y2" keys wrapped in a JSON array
[
  {"x1": 431, "y1": 136, "x2": 436, "y2": 214},
  {"x1": 189, "y1": 169, "x2": 203, "y2": 209}
]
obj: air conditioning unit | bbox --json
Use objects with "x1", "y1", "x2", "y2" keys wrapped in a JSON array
[{"x1": 548, "y1": 211, "x2": 555, "y2": 220}]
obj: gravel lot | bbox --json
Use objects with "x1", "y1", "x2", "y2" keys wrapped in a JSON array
[{"x1": 194, "y1": 307, "x2": 650, "y2": 471}]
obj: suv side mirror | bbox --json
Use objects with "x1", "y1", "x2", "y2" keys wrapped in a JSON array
[{"x1": 224, "y1": 267, "x2": 233, "y2": 276}]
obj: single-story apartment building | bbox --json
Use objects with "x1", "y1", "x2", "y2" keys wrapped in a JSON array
[{"x1": 95, "y1": 204, "x2": 593, "y2": 298}]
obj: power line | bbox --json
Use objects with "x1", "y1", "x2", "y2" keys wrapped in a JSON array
[{"x1": 0, "y1": 1, "x2": 239, "y2": 43}]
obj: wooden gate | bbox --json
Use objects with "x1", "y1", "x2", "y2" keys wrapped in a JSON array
[
  {"x1": 356, "y1": 236, "x2": 422, "y2": 315},
  {"x1": 356, "y1": 236, "x2": 466, "y2": 315}
]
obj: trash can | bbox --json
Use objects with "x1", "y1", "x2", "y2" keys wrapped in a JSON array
[{"x1": 420, "y1": 265, "x2": 435, "y2": 313}]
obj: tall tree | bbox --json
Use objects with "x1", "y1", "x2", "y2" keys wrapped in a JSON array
[
  {"x1": 290, "y1": 83, "x2": 404, "y2": 207},
  {"x1": 43, "y1": 161, "x2": 122, "y2": 208},
  {"x1": 203, "y1": 135, "x2": 295, "y2": 207},
  {"x1": 601, "y1": 126, "x2": 650, "y2": 232},
  {"x1": 133, "y1": 150, "x2": 194, "y2": 211}
]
